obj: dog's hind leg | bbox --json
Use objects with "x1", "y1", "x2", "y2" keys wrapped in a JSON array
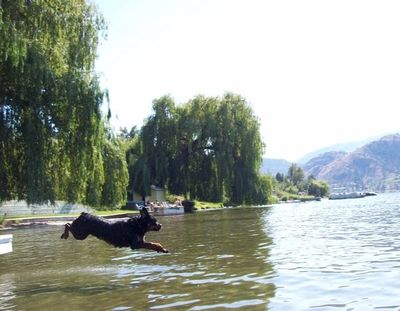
[{"x1": 60, "y1": 223, "x2": 71, "y2": 239}]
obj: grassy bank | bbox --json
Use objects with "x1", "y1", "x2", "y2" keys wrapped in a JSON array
[
  {"x1": 275, "y1": 190, "x2": 319, "y2": 202},
  {"x1": 194, "y1": 200, "x2": 224, "y2": 210}
]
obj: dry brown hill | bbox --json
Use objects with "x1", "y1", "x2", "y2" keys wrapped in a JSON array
[{"x1": 302, "y1": 134, "x2": 400, "y2": 191}]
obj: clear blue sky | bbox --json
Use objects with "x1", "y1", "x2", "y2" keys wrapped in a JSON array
[{"x1": 93, "y1": 0, "x2": 400, "y2": 162}]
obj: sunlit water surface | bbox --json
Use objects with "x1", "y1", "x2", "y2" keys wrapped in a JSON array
[{"x1": 1, "y1": 193, "x2": 400, "y2": 310}]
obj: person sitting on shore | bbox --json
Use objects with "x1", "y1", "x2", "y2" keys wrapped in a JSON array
[
  {"x1": 161, "y1": 201, "x2": 170, "y2": 208},
  {"x1": 174, "y1": 199, "x2": 183, "y2": 207}
]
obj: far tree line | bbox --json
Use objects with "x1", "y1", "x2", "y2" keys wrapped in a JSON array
[{"x1": 274, "y1": 163, "x2": 330, "y2": 201}]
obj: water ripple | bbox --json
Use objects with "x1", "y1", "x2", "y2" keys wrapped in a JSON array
[
  {"x1": 189, "y1": 299, "x2": 265, "y2": 310},
  {"x1": 266, "y1": 193, "x2": 400, "y2": 310}
]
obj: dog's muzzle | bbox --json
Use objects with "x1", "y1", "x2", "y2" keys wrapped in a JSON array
[{"x1": 152, "y1": 223, "x2": 162, "y2": 231}]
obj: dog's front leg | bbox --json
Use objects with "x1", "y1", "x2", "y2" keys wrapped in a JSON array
[
  {"x1": 60, "y1": 223, "x2": 71, "y2": 239},
  {"x1": 140, "y1": 241, "x2": 169, "y2": 253}
]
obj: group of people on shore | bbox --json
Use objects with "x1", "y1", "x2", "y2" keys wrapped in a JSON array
[{"x1": 145, "y1": 198, "x2": 183, "y2": 211}]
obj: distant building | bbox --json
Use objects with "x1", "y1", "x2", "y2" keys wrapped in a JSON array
[{"x1": 132, "y1": 185, "x2": 166, "y2": 203}]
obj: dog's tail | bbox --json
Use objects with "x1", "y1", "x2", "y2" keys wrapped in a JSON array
[{"x1": 60, "y1": 223, "x2": 71, "y2": 239}]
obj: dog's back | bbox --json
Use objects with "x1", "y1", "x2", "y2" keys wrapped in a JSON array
[{"x1": 68, "y1": 213, "x2": 136, "y2": 247}]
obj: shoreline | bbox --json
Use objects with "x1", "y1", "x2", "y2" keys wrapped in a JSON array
[
  {"x1": 0, "y1": 212, "x2": 138, "y2": 231},
  {"x1": 0, "y1": 205, "x2": 261, "y2": 230}
]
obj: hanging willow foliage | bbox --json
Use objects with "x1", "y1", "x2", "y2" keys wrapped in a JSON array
[
  {"x1": 131, "y1": 93, "x2": 269, "y2": 205},
  {"x1": 0, "y1": 1, "x2": 127, "y2": 207}
]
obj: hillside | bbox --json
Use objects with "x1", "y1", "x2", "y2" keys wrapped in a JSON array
[
  {"x1": 302, "y1": 134, "x2": 400, "y2": 191},
  {"x1": 297, "y1": 135, "x2": 382, "y2": 164},
  {"x1": 302, "y1": 151, "x2": 347, "y2": 177},
  {"x1": 261, "y1": 158, "x2": 291, "y2": 176}
]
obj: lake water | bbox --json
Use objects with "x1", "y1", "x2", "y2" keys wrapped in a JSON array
[{"x1": 1, "y1": 193, "x2": 400, "y2": 310}]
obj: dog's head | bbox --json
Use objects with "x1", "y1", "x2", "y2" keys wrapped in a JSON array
[{"x1": 139, "y1": 207, "x2": 162, "y2": 231}]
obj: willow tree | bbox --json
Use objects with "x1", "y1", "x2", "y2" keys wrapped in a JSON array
[
  {"x1": 214, "y1": 94, "x2": 264, "y2": 204},
  {"x1": 101, "y1": 138, "x2": 129, "y2": 208},
  {"x1": 141, "y1": 96, "x2": 177, "y2": 188},
  {"x1": 0, "y1": 1, "x2": 110, "y2": 204},
  {"x1": 173, "y1": 95, "x2": 221, "y2": 200},
  {"x1": 135, "y1": 93, "x2": 266, "y2": 205}
]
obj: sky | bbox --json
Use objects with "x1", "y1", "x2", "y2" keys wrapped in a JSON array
[{"x1": 93, "y1": 0, "x2": 400, "y2": 162}]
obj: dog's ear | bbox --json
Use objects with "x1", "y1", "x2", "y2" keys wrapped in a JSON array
[{"x1": 140, "y1": 207, "x2": 149, "y2": 217}]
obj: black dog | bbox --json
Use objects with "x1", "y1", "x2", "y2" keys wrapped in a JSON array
[{"x1": 61, "y1": 208, "x2": 168, "y2": 253}]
